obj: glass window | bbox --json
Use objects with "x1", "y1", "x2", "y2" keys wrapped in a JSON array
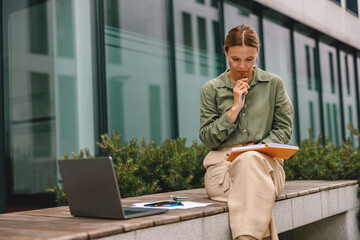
[
  {"x1": 174, "y1": 0, "x2": 220, "y2": 141},
  {"x1": 340, "y1": 50, "x2": 359, "y2": 147},
  {"x1": 319, "y1": 42, "x2": 341, "y2": 144},
  {"x1": 331, "y1": 0, "x2": 342, "y2": 5},
  {"x1": 263, "y1": 18, "x2": 295, "y2": 143},
  {"x1": 4, "y1": 0, "x2": 95, "y2": 194},
  {"x1": 346, "y1": 0, "x2": 359, "y2": 15},
  {"x1": 224, "y1": 2, "x2": 260, "y2": 68},
  {"x1": 294, "y1": 31, "x2": 322, "y2": 141},
  {"x1": 224, "y1": 1, "x2": 258, "y2": 32},
  {"x1": 104, "y1": 0, "x2": 171, "y2": 145}
]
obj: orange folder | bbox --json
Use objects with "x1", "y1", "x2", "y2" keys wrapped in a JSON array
[{"x1": 225, "y1": 143, "x2": 299, "y2": 161}]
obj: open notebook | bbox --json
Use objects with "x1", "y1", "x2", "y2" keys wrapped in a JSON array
[{"x1": 225, "y1": 143, "x2": 299, "y2": 161}]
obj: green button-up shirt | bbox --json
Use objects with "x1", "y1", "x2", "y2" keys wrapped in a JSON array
[{"x1": 199, "y1": 67, "x2": 294, "y2": 149}]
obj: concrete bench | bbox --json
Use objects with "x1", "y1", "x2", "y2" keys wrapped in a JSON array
[{"x1": 0, "y1": 180, "x2": 358, "y2": 240}]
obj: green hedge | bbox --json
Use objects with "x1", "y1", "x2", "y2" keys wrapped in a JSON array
[{"x1": 47, "y1": 132, "x2": 210, "y2": 205}]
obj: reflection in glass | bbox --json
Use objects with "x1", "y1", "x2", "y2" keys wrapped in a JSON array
[
  {"x1": 224, "y1": 2, "x2": 260, "y2": 68},
  {"x1": 174, "y1": 0, "x2": 220, "y2": 141},
  {"x1": 294, "y1": 32, "x2": 321, "y2": 141},
  {"x1": 262, "y1": 18, "x2": 295, "y2": 143},
  {"x1": 319, "y1": 42, "x2": 341, "y2": 144},
  {"x1": 104, "y1": 0, "x2": 171, "y2": 145},
  {"x1": 340, "y1": 51, "x2": 358, "y2": 146},
  {"x1": 6, "y1": 0, "x2": 95, "y2": 194}
]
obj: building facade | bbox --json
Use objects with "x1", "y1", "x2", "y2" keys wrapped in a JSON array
[{"x1": 0, "y1": 0, "x2": 359, "y2": 211}]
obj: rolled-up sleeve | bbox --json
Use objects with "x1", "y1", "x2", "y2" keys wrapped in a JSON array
[
  {"x1": 199, "y1": 82, "x2": 237, "y2": 148},
  {"x1": 261, "y1": 79, "x2": 293, "y2": 144}
]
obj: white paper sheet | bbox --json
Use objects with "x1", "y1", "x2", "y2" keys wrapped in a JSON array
[{"x1": 131, "y1": 201, "x2": 212, "y2": 209}]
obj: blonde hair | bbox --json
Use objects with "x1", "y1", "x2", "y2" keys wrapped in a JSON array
[{"x1": 224, "y1": 24, "x2": 260, "y2": 53}]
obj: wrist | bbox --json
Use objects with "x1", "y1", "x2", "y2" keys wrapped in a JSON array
[{"x1": 231, "y1": 105, "x2": 241, "y2": 113}]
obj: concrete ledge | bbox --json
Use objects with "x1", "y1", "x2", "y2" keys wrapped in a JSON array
[
  {"x1": 100, "y1": 181, "x2": 359, "y2": 240},
  {"x1": 0, "y1": 180, "x2": 358, "y2": 240}
]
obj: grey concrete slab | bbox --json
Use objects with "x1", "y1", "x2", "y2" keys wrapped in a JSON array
[
  {"x1": 321, "y1": 188, "x2": 340, "y2": 218},
  {"x1": 203, "y1": 213, "x2": 232, "y2": 240},
  {"x1": 107, "y1": 231, "x2": 135, "y2": 240},
  {"x1": 293, "y1": 213, "x2": 347, "y2": 240},
  {"x1": 345, "y1": 208, "x2": 360, "y2": 240},
  {"x1": 133, "y1": 218, "x2": 204, "y2": 240},
  {"x1": 291, "y1": 192, "x2": 322, "y2": 228},
  {"x1": 274, "y1": 199, "x2": 293, "y2": 233},
  {"x1": 343, "y1": 184, "x2": 359, "y2": 210}
]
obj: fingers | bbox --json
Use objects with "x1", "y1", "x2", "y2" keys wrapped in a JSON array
[{"x1": 234, "y1": 80, "x2": 250, "y2": 91}]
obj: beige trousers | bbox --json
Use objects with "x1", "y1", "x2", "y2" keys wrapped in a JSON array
[{"x1": 203, "y1": 148, "x2": 285, "y2": 240}]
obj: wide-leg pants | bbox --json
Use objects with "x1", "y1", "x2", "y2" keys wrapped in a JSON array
[{"x1": 203, "y1": 148, "x2": 285, "y2": 240}]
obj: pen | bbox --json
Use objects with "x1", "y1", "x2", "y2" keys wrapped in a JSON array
[
  {"x1": 241, "y1": 77, "x2": 248, "y2": 101},
  {"x1": 169, "y1": 195, "x2": 189, "y2": 202},
  {"x1": 144, "y1": 201, "x2": 183, "y2": 207}
]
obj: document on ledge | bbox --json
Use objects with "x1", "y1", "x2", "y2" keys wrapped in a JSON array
[
  {"x1": 131, "y1": 201, "x2": 212, "y2": 210},
  {"x1": 226, "y1": 143, "x2": 299, "y2": 161}
]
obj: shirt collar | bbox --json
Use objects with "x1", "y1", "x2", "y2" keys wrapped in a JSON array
[{"x1": 218, "y1": 66, "x2": 269, "y2": 89}]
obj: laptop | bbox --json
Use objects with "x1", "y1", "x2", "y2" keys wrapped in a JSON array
[{"x1": 58, "y1": 157, "x2": 168, "y2": 219}]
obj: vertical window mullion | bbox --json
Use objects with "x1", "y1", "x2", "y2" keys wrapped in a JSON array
[
  {"x1": 217, "y1": 0, "x2": 226, "y2": 70},
  {"x1": 166, "y1": 0, "x2": 179, "y2": 138},
  {"x1": 326, "y1": 103, "x2": 333, "y2": 142},
  {"x1": 197, "y1": 16, "x2": 208, "y2": 76},
  {"x1": 329, "y1": 52, "x2": 335, "y2": 94},
  {"x1": 353, "y1": 49, "x2": 360, "y2": 132},
  {"x1": 258, "y1": 6, "x2": 265, "y2": 70},
  {"x1": 333, "y1": 104, "x2": 339, "y2": 144},
  {"x1": 309, "y1": 101, "x2": 315, "y2": 138},
  {"x1": 348, "y1": 105, "x2": 354, "y2": 144},
  {"x1": 345, "y1": 54, "x2": 351, "y2": 95},
  {"x1": 314, "y1": 38, "x2": 325, "y2": 143},
  {"x1": 305, "y1": 45, "x2": 312, "y2": 90},
  {"x1": 0, "y1": 0, "x2": 6, "y2": 213},
  {"x1": 289, "y1": 22, "x2": 301, "y2": 145},
  {"x1": 336, "y1": 45, "x2": 346, "y2": 140},
  {"x1": 91, "y1": 0, "x2": 108, "y2": 155}
]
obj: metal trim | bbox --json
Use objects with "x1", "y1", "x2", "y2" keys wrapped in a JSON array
[
  {"x1": 91, "y1": 0, "x2": 108, "y2": 156},
  {"x1": 166, "y1": 0, "x2": 179, "y2": 139}
]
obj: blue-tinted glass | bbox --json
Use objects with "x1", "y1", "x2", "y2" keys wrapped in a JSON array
[
  {"x1": 212, "y1": 20, "x2": 223, "y2": 75},
  {"x1": 319, "y1": 42, "x2": 341, "y2": 144},
  {"x1": 104, "y1": 0, "x2": 171, "y2": 145},
  {"x1": 5, "y1": 1, "x2": 95, "y2": 195},
  {"x1": 224, "y1": 1, "x2": 260, "y2": 67},
  {"x1": 294, "y1": 32, "x2": 321, "y2": 140},
  {"x1": 340, "y1": 51, "x2": 359, "y2": 146},
  {"x1": 182, "y1": 12, "x2": 195, "y2": 74},
  {"x1": 29, "y1": 3, "x2": 48, "y2": 54},
  {"x1": 174, "y1": 0, "x2": 219, "y2": 142},
  {"x1": 197, "y1": 16, "x2": 208, "y2": 76},
  {"x1": 56, "y1": 0, "x2": 75, "y2": 58},
  {"x1": 263, "y1": 18, "x2": 295, "y2": 144}
]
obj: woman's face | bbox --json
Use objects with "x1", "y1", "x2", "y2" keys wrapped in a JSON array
[{"x1": 225, "y1": 45, "x2": 258, "y2": 80}]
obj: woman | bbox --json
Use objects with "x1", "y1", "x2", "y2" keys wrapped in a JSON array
[{"x1": 199, "y1": 25, "x2": 293, "y2": 240}]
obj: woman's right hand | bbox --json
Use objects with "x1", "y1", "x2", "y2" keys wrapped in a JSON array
[{"x1": 227, "y1": 77, "x2": 250, "y2": 123}]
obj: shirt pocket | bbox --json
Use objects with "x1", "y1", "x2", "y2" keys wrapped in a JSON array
[{"x1": 217, "y1": 88, "x2": 233, "y2": 114}]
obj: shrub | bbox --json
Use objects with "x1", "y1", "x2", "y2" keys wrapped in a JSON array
[
  {"x1": 285, "y1": 124, "x2": 360, "y2": 229},
  {"x1": 47, "y1": 132, "x2": 210, "y2": 205},
  {"x1": 285, "y1": 124, "x2": 360, "y2": 185}
]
